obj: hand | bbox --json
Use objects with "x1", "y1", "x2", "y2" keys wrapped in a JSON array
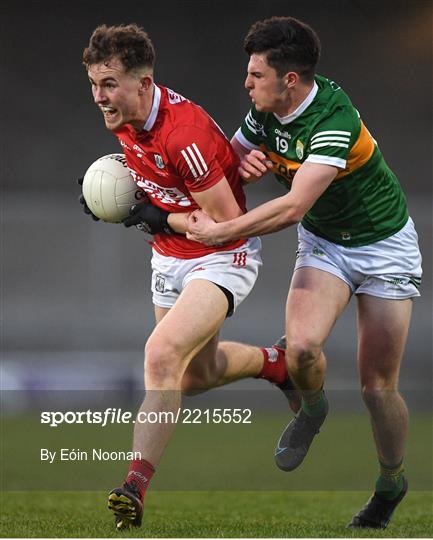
[
  {"x1": 239, "y1": 149, "x2": 273, "y2": 183},
  {"x1": 77, "y1": 177, "x2": 99, "y2": 221},
  {"x1": 186, "y1": 210, "x2": 224, "y2": 246},
  {"x1": 122, "y1": 200, "x2": 174, "y2": 235}
]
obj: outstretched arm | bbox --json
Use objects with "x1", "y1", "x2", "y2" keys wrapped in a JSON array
[{"x1": 187, "y1": 162, "x2": 338, "y2": 245}]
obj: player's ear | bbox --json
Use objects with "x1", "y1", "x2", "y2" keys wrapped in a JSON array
[
  {"x1": 138, "y1": 74, "x2": 153, "y2": 94},
  {"x1": 284, "y1": 71, "x2": 299, "y2": 89}
]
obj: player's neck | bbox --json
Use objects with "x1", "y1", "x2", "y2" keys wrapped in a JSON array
[
  {"x1": 276, "y1": 81, "x2": 315, "y2": 118},
  {"x1": 130, "y1": 84, "x2": 155, "y2": 132}
]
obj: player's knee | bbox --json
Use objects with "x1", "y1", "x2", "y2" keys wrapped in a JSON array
[
  {"x1": 361, "y1": 377, "x2": 398, "y2": 408},
  {"x1": 286, "y1": 338, "x2": 321, "y2": 371},
  {"x1": 361, "y1": 371, "x2": 398, "y2": 392},
  {"x1": 361, "y1": 388, "x2": 387, "y2": 411},
  {"x1": 144, "y1": 339, "x2": 183, "y2": 387}
]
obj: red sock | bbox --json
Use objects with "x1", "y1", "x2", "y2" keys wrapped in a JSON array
[
  {"x1": 256, "y1": 347, "x2": 287, "y2": 385},
  {"x1": 125, "y1": 459, "x2": 155, "y2": 500}
]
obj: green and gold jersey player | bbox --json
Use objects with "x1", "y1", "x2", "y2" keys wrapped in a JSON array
[{"x1": 234, "y1": 74, "x2": 408, "y2": 247}]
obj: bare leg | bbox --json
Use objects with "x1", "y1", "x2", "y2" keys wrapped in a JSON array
[
  {"x1": 133, "y1": 279, "x2": 229, "y2": 466},
  {"x1": 347, "y1": 295, "x2": 412, "y2": 529},
  {"x1": 357, "y1": 295, "x2": 412, "y2": 466},
  {"x1": 285, "y1": 267, "x2": 351, "y2": 392},
  {"x1": 153, "y1": 302, "x2": 265, "y2": 394},
  {"x1": 274, "y1": 267, "x2": 351, "y2": 471},
  {"x1": 182, "y1": 340, "x2": 265, "y2": 393},
  {"x1": 108, "y1": 280, "x2": 230, "y2": 529}
]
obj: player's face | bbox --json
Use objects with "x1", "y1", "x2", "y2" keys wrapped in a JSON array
[
  {"x1": 88, "y1": 57, "x2": 149, "y2": 131},
  {"x1": 245, "y1": 53, "x2": 289, "y2": 115}
]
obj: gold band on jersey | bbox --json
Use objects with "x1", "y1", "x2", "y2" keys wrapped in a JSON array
[
  {"x1": 336, "y1": 121, "x2": 376, "y2": 179},
  {"x1": 261, "y1": 147, "x2": 301, "y2": 183}
]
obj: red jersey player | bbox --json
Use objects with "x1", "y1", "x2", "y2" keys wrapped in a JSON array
[
  {"x1": 81, "y1": 23, "x2": 299, "y2": 531},
  {"x1": 114, "y1": 84, "x2": 246, "y2": 258}
]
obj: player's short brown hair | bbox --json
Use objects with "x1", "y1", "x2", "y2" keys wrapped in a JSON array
[
  {"x1": 244, "y1": 16, "x2": 321, "y2": 82},
  {"x1": 83, "y1": 23, "x2": 155, "y2": 74}
]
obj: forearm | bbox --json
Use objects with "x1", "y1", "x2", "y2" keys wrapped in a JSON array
[
  {"x1": 213, "y1": 195, "x2": 301, "y2": 242},
  {"x1": 187, "y1": 162, "x2": 338, "y2": 246}
]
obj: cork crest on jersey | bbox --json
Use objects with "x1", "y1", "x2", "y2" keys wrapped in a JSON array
[{"x1": 154, "y1": 154, "x2": 165, "y2": 169}]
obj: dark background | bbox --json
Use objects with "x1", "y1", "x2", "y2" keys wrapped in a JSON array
[{"x1": 2, "y1": 0, "x2": 432, "y2": 401}]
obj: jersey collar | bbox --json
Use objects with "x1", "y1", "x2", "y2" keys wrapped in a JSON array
[
  {"x1": 142, "y1": 84, "x2": 161, "y2": 131},
  {"x1": 273, "y1": 81, "x2": 318, "y2": 125}
]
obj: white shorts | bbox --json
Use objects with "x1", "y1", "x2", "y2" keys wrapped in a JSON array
[
  {"x1": 151, "y1": 237, "x2": 262, "y2": 315},
  {"x1": 294, "y1": 218, "x2": 422, "y2": 299}
]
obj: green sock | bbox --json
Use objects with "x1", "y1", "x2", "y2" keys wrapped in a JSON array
[
  {"x1": 375, "y1": 460, "x2": 405, "y2": 500},
  {"x1": 301, "y1": 388, "x2": 328, "y2": 417}
]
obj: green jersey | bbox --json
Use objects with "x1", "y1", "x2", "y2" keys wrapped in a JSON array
[{"x1": 235, "y1": 75, "x2": 408, "y2": 246}]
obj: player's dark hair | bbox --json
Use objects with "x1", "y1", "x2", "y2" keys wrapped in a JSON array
[
  {"x1": 83, "y1": 24, "x2": 155, "y2": 73},
  {"x1": 244, "y1": 16, "x2": 321, "y2": 82}
]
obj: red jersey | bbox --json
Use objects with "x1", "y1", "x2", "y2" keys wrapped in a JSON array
[{"x1": 114, "y1": 85, "x2": 246, "y2": 258}]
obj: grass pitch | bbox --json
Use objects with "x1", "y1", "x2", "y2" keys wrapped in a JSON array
[{"x1": 1, "y1": 489, "x2": 432, "y2": 537}]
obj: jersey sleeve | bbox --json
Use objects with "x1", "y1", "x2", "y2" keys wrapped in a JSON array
[
  {"x1": 233, "y1": 106, "x2": 266, "y2": 151},
  {"x1": 166, "y1": 126, "x2": 226, "y2": 193},
  {"x1": 306, "y1": 109, "x2": 360, "y2": 169}
]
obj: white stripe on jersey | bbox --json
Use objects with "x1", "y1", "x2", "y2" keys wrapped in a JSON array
[
  {"x1": 186, "y1": 146, "x2": 204, "y2": 176},
  {"x1": 306, "y1": 154, "x2": 347, "y2": 169},
  {"x1": 311, "y1": 130, "x2": 351, "y2": 141},
  {"x1": 181, "y1": 149, "x2": 198, "y2": 178},
  {"x1": 181, "y1": 143, "x2": 209, "y2": 179},
  {"x1": 245, "y1": 114, "x2": 257, "y2": 133},
  {"x1": 310, "y1": 135, "x2": 350, "y2": 144},
  {"x1": 192, "y1": 143, "x2": 208, "y2": 172},
  {"x1": 245, "y1": 112, "x2": 264, "y2": 135},
  {"x1": 234, "y1": 128, "x2": 260, "y2": 151},
  {"x1": 310, "y1": 142, "x2": 349, "y2": 150}
]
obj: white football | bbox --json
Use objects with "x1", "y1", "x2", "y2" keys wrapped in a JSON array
[{"x1": 82, "y1": 154, "x2": 146, "y2": 223}]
